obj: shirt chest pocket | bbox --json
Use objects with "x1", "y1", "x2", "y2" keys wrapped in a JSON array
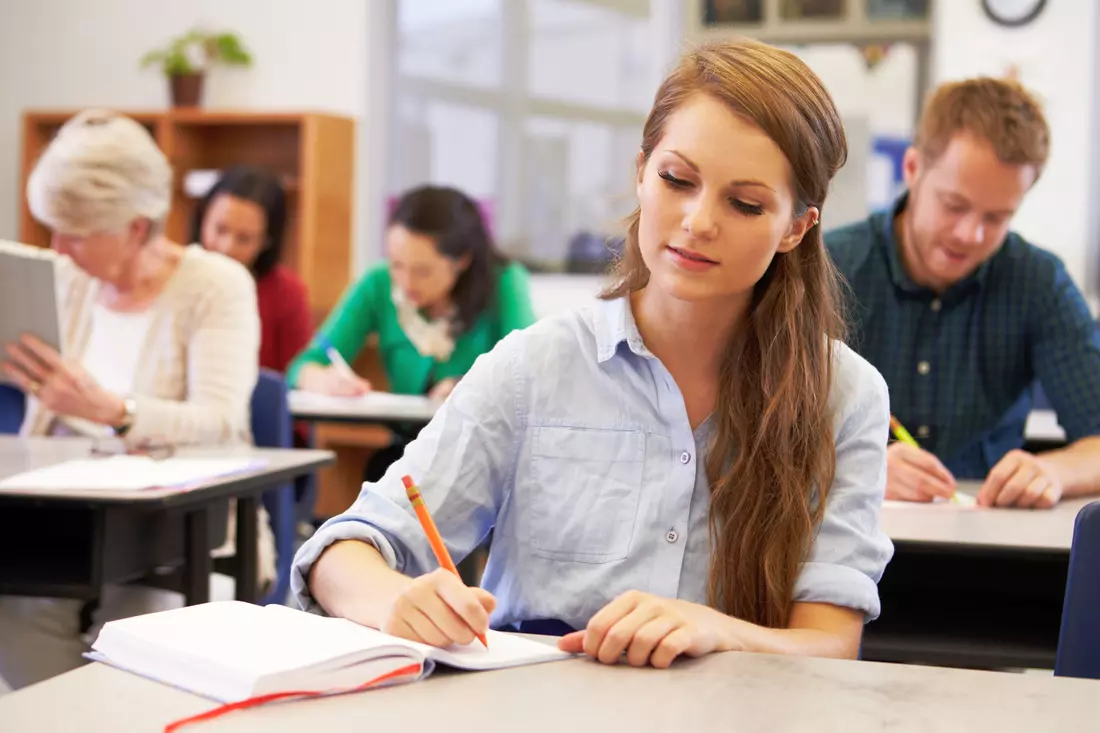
[{"x1": 527, "y1": 426, "x2": 645, "y2": 564}]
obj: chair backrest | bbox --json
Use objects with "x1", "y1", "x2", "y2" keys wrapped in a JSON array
[
  {"x1": 0, "y1": 385, "x2": 26, "y2": 435},
  {"x1": 1032, "y1": 381, "x2": 1053, "y2": 411},
  {"x1": 251, "y1": 368, "x2": 291, "y2": 449},
  {"x1": 1055, "y1": 500, "x2": 1100, "y2": 679}
]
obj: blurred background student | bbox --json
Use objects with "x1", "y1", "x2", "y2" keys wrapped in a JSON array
[
  {"x1": 0, "y1": 109, "x2": 273, "y2": 690},
  {"x1": 287, "y1": 184, "x2": 536, "y2": 480},
  {"x1": 193, "y1": 165, "x2": 312, "y2": 377}
]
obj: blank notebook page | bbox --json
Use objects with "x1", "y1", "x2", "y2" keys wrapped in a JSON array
[{"x1": 99, "y1": 601, "x2": 411, "y2": 679}]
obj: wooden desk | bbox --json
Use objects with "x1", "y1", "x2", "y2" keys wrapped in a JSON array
[
  {"x1": 866, "y1": 482, "x2": 1095, "y2": 670},
  {"x1": 2, "y1": 650, "x2": 1097, "y2": 733},
  {"x1": 0, "y1": 437, "x2": 332, "y2": 606}
]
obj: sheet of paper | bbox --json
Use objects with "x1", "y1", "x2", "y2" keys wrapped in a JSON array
[
  {"x1": 424, "y1": 629, "x2": 574, "y2": 671},
  {"x1": 0, "y1": 455, "x2": 266, "y2": 491},
  {"x1": 288, "y1": 390, "x2": 437, "y2": 417},
  {"x1": 883, "y1": 492, "x2": 978, "y2": 510}
]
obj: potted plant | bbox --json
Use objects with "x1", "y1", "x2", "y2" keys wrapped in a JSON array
[{"x1": 141, "y1": 30, "x2": 252, "y2": 108}]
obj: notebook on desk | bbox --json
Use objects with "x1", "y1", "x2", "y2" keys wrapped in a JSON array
[
  {"x1": 0, "y1": 241, "x2": 63, "y2": 385},
  {"x1": 287, "y1": 389, "x2": 438, "y2": 418},
  {"x1": 88, "y1": 601, "x2": 572, "y2": 704}
]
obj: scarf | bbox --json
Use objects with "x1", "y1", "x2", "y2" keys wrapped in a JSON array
[{"x1": 392, "y1": 285, "x2": 456, "y2": 362}]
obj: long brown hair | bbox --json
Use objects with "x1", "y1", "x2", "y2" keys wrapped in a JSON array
[{"x1": 602, "y1": 39, "x2": 849, "y2": 627}]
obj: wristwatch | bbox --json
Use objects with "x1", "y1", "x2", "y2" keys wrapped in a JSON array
[{"x1": 113, "y1": 396, "x2": 137, "y2": 437}]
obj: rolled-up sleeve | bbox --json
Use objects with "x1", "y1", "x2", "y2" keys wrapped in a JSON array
[
  {"x1": 290, "y1": 334, "x2": 523, "y2": 613},
  {"x1": 793, "y1": 348, "x2": 894, "y2": 621}
]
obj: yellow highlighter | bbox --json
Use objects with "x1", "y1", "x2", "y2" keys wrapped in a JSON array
[
  {"x1": 889, "y1": 415, "x2": 960, "y2": 504},
  {"x1": 888, "y1": 415, "x2": 919, "y2": 448}
]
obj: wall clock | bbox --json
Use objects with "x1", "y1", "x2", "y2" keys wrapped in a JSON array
[{"x1": 981, "y1": 0, "x2": 1047, "y2": 27}]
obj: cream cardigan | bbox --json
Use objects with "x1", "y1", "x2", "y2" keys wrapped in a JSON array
[{"x1": 19, "y1": 243, "x2": 260, "y2": 445}]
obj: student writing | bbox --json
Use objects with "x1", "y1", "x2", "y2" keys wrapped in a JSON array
[
  {"x1": 826, "y1": 78, "x2": 1100, "y2": 509},
  {"x1": 287, "y1": 185, "x2": 536, "y2": 479},
  {"x1": 292, "y1": 40, "x2": 893, "y2": 667}
]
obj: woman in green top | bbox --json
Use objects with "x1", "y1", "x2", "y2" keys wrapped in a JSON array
[{"x1": 288, "y1": 184, "x2": 535, "y2": 405}]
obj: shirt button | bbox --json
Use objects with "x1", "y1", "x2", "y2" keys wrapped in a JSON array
[
  {"x1": 917, "y1": 361, "x2": 931, "y2": 376},
  {"x1": 917, "y1": 425, "x2": 930, "y2": 439},
  {"x1": 665, "y1": 529, "x2": 679, "y2": 543},
  {"x1": 930, "y1": 299, "x2": 942, "y2": 312},
  {"x1": 679, "y1": 451, "x2": 691, "y2": 464}
]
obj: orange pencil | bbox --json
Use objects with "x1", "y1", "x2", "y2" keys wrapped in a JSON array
[{"x1": 402, "y1": 475, "x2": 488, "y2": 648}]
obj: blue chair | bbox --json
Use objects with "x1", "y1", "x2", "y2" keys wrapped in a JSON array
[
  {"x1": 1032, "y1": 381, "x2": 1053, "y2": 411},
  {"x1": 0, "y1": 384, "x2": 26, "y2": 434},
  {"x1": 251, "y1": 369, "x2": 297, "y2": 605},
  {"x1": 1055, "y1": 501, "x2": 1100, "y2": 679}
]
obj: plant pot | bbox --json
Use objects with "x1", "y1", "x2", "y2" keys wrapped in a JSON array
[{"x1": 170, "y1": 73, "x2": 205, "y2": 108}]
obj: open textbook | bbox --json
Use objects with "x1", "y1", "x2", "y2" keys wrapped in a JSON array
[
  {"x1": 89, "y1": 601, "x2": 573, "y2": 704},
  {"x1": 0, "y1": 241, "x2": 63, "y2": 385}
]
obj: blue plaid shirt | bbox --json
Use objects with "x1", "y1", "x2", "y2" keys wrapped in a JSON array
[{"x1": 825, "y1": 195, "x2": 1100, "y2": 478}]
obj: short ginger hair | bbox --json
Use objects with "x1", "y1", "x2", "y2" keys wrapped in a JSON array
[{"x1": 914, "y1": 77, "x2": 1050, "y2": 180}]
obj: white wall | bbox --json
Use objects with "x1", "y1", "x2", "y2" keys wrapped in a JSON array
[
  {"x1": 932, "y1": 1, "x2": 1100, "y2": 297},
  {"x1": 0, "y1": 0, "x2": 383, "y2": 271}
]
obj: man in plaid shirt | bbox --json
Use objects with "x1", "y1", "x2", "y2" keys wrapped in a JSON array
[{"x1": 827, "y1": 77, "x2": 1100, "y2": 510}]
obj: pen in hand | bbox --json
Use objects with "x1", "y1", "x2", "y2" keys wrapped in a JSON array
[
  {"x1": 318, "y1": 335, "x2": 357, "y2": 380},
  {"x1": 890, "y1": 415, "x2": 959, "y2": 504},
  {"x1": 402, "y1": 475, "x2": 489, "y2": 648}
]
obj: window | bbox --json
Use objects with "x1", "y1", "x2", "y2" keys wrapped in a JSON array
[{"x1": 388, "y1": 0, "x2": 675, "y2": 272}]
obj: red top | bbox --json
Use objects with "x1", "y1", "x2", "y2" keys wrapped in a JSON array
[{"x1": 255, "y1": 265, "x2": 313, "y2": 374}]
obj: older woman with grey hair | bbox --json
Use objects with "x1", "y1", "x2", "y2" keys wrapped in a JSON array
[{"x1": 0, "y1": 109, "x2": 274, "y2": 691}]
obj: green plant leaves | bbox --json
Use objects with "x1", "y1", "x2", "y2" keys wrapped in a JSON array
[{"x1": 140, "y1": 29, "x2": 252, "y2": 77}]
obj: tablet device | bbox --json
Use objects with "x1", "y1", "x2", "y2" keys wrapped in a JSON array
[{"x1": 0, "y1": 240, "x2": 63, "y2": 386}]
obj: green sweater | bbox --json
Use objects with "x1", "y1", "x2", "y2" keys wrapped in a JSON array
[{"x1": 287, "y1": 261, "x2": 536, "y2": 395}]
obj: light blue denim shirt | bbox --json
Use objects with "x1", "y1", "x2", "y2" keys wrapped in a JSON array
[{"x1": 292, "y1": 296, "x2": 894, "y2": 629}]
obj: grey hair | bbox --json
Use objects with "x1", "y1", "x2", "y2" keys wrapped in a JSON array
[{"x1": 26, "y1": 109, "x2": 172, "y2": 236}]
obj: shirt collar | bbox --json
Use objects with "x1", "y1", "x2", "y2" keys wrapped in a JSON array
[
  {"x1": 880, "y1": 192, "x2": 992, "y2": 297},
  {"x1": 593, "y1": 295, "x2": 653, "y2": 363}
]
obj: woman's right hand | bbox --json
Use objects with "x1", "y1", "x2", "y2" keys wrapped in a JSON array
[
  {"x1": 381, "y1": 568, "x2": 497, "y2": 648},
  {"x1": 297, "y1": 363, "x2": 372, "y2": 397}
]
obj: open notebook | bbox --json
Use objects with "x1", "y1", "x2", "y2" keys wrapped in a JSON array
[{"x1": 89, "y1": 601, "x2": 572, "y2": 703}]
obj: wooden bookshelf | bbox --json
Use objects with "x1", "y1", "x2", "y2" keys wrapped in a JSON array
[{"x1": 19, "y1": 109, "x2": 356, "y2": 316}]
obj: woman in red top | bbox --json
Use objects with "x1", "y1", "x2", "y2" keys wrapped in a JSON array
[{"x1": 191, "y1": 166, "x2": 313, "y2": 374}]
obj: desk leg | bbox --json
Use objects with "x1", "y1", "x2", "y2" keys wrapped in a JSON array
[
  {"x1": 183, "y1": 508, "x2": 210, "y2": 605},
  {"x1": 235, "y1": 496, "x2": 258, "y2": 603}
]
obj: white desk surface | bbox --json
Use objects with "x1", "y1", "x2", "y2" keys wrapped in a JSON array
[
  {"x1": 287, "y1": 390, "x2": 438, "y2": 423},
  {"x1": 0, "y1": 436, "x2": 333, "y2": 503},
  {"x1": 880, "y1": 481, "x2": 1094, "y2": 552},
  {"x1": 2, "y1": 645, "x2": 1097, "y2": 733}
]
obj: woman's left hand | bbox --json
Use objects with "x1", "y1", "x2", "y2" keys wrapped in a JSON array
[
  {"x1": 3, "y1": 334, "x2": 124, "y2": 425},
  {"x1": 428, "y1": 378, "x2": 458, "y2": 401},
  {"x1": 558, "y1": 590, "x2": 743, "y2": 668}
]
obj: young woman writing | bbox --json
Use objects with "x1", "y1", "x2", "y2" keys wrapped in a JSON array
[{"x1": 291, "y1": 39, "x2": 893, "y2": 667}]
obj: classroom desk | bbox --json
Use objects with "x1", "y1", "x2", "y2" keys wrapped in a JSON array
[
  {"x1": 0, "y1": 437, "x2": 333, "y2": 607},
  {"x1": 288, "y1": 390, "x2": 438, "y2": 427},
  {"x1": 2, "y1": 646, "x2": 1097, "y2": 733},
  {"x1": 864, "y1": 481, "x2": 1094, "y2": 670}
]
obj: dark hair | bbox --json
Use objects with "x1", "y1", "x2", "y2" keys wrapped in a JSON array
[
  {"x1": 389, "y1": 185, "x2": 506, "y2": 334},
  {"x1": 190, "y1": 165, "x2": 288, "y2": 279}
]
